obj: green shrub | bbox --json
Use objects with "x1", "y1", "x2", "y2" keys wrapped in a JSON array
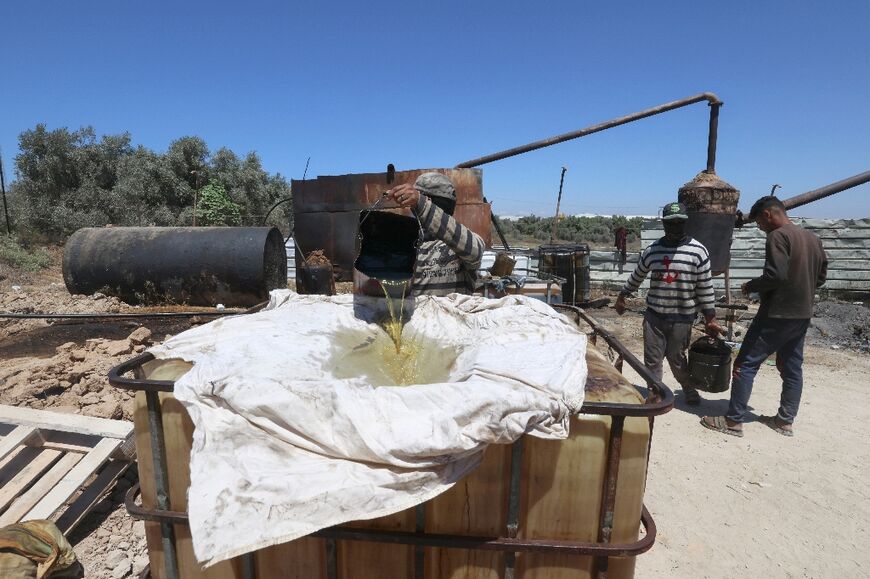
[
  {"x1": 493, "y1": 214, "x2": 644, "y2": 247},
  {"x1": 0, "y1": 235, "x2": 52, "y2": 270},
  {"x1": 195, "y1": 182, "x2": 241, "y2": 226},
  {"x1": 8, "y1": 125, "x2": 292, "y2": 239}
]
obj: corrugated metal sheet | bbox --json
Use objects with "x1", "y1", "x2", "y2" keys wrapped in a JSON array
[
  {"x1": 590, "y1": 218, "x2": 870, "y2": 295},
  {"x1": 299, "y1": 218, "x2": 869, "y2": 294}
]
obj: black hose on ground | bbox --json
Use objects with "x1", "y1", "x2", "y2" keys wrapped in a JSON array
[{"x1": 0, "y1": 310, "x2": 242, "y2": 320}]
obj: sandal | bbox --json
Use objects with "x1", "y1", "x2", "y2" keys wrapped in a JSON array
[
  {"x1": 700, "y1": 415, "x2": 744, "y2": 437},
  {"x1": 760, "y1": 415, "x2": 794, "y2": 437}
]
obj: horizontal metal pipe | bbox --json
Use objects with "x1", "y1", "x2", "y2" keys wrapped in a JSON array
[
  {"x1": 456, "y1": 93, "x2": 721, "y2": 168},
  {"x1": 126, "y1": 484, "x2": 188, "y2": 522},
  {"x1": 780, "y1": 170, "x2": 870, "y2": 211},
  {"x1": 0, "y1": 311, "x2": 239, "y2": 320},
  {"x1": 125, "y1": 483, "x2": 657, "y2": 558},
  {"x1": 311, "y1": 516, "x2": 655, "y2": 558}
]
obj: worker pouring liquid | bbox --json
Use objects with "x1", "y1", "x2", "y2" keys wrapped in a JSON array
[
  {"x1": 387, "y1": 173, "x2": 485, "y2": 297},
  {"x1": 352, "y1": 173, "x2": 485, "y2": 383}
]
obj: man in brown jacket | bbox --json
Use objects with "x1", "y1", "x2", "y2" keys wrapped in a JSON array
[{"x1": 701, "y1": 196, "x2": 828, "y2": 437}]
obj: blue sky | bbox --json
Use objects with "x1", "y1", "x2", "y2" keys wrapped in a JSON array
[{"x1": 1, "y1": 0, "x2": 868, "y2": 218}]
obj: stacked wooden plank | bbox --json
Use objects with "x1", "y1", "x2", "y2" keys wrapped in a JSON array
[{"x1": 0, "y1": 405, "x2": 134, "y2": 533}]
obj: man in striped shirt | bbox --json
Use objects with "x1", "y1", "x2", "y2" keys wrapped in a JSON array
[
  {"x1": 615, "y1": 202, "x2": 724, "y2": 405},
  {"x1": 388, "y1": 173, "x2": 485, "y2": 296}
]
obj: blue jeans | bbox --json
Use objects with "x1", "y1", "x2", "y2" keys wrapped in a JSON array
[{"x1": 726, "y1": 317, "x2": 810, "y2": 424}]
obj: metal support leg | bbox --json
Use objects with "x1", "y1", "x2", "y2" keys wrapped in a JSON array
[
  {"x1": 325, "y1": 539, "x2": 337, "y2": 579},
  {"x1": 725, "y1": 265, "x2": 733, "y2": 341},
  {"x1": 145, "y1": 391, "x2": 179, "y2": 579},
  {"x1": 415, "y1": 504, "x2": 426, "y2": 579},
  {"x1": 594, "y1": 415, "x2": 625, "y2": 579},
  {"x1": 241, "y1": 552, "x2": 255, "y2": 579},
  {"x1": 504, "y1": 438, "x2": 525, "y2": 578}
]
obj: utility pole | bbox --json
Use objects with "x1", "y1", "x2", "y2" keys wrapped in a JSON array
[
  {"x1": 0, "y1": 148, "x2": 11, "y2": 234},
  {"x1": 550, "y1": 166, "x2": 568, "y2": 244},
  {"x1": 191, "y1": 170, "x2": 201, "y2": 226}
]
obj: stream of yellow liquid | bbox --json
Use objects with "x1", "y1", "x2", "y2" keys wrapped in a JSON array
[{"x1": 378, "y1": 279, "x2": 422, "y2": 385}]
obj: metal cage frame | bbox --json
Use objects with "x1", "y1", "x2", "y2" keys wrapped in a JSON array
[{"x1": 109, "y1": 304, "x2": 673, "y2": 579}]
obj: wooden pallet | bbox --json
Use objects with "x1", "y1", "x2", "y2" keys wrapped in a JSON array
[{"x1": 0, "y1": 404, "x2": 135, "y2": 533}]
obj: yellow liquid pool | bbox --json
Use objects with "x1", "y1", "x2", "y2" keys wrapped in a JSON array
[{"x1": 330, "y1": 279, "x2": 457, "y2": 386}]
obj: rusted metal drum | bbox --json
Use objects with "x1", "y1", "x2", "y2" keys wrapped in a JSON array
[
  {"x1": 538, "y1": 244, "x2": 591, "y2": 304},
  {"x1": 678, "y1": 172, "x2": 740, "y2": 275},
  {"x1": 63, "y1": 227, "x2": 287, "y2": 307},
  {"x1": 297, "y1": 264, "x2": 335, "y2": 295},
  {"x1": 293, "y1": 168, "x2": 491, "y2": 283}
]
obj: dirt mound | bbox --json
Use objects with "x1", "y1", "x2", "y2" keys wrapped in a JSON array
[
  {"x1": 0, "y1": 326, "x2": 153, "y2": 421},
  {"x1": 0, "y1": 274, "x2": 196, "y2": 423},
  {"x1": 304, "y1": 249, "x2": 332, "y2": 266},
  {"x1": 808, "y1": 301, "x2": 870, "y2": 353}
]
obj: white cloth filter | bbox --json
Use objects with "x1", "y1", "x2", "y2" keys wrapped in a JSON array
[{"x1": 150, "y1": 290, "x2": 587, "y2": 566}]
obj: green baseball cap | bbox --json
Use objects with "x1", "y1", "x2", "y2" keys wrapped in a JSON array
[{"x1": 661, "y1": 202, "x2": 688, "y2": 221}]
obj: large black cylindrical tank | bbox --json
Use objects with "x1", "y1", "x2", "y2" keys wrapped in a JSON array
[
  {"x1": 678, "y1": 172, "x2": 740, "y2": 275},
  {"x1": 63, "y1": 227, "x2": 287, "y2": 307}
]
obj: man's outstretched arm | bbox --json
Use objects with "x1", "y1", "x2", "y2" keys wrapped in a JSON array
[{"x1": 388, "y1": 184, "x2": 484, "y2": 269}]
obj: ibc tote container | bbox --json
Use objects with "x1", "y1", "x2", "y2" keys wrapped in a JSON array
[{"x1": 110, "y1": 305, "x2": 672, "y2": 579}]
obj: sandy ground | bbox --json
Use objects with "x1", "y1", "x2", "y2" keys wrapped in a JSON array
[
  {"x1": 2, "y1": 259, "x2": 868, "y2": 578},
  {"x1": 0, "y1": 264, "x2": 224, "y2": 578},
  {"x1": 593, "y1": 308, "x2": 870, "y2": 578}
]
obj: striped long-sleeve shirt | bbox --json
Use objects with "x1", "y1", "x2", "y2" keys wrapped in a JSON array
[
  {"x1": 620, "y1": 236, "x2": 715, "y2": 320},
  {"x1": 410, "y1": 195, "x2": 485, "y2": 296}
]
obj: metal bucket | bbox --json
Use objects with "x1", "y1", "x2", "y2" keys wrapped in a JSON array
[
  {"x1": 688, "y1": 337, "x2": 733, "y2": 393},
  {"x1": 490, "y1": 252, "x2": 517, "y2": 277},
  {"x1": 537, "y1": 244, "x2": 590, "y2": 304},
  {"x1": 297, "y1": 264, "x2": 335, "y2": 295},
  {"x1": 353, "y1": 210, "x2": 420, "y2": 297}
]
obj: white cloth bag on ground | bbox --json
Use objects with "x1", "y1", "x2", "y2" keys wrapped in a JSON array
[{"x1": 150, "y1": 290, "x2": 587, "y2": 566}]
